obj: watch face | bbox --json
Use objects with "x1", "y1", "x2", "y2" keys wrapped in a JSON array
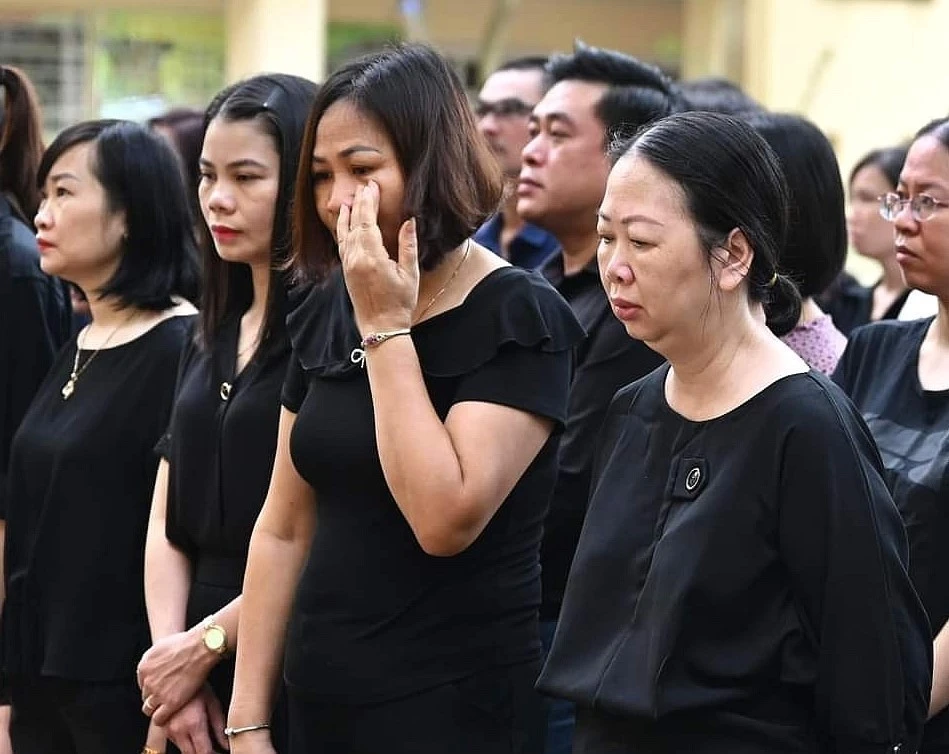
[{"x1": 205, "y1": 626, "x2": 226, "y2": 652}]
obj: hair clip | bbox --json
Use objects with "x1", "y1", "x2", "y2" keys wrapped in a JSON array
[{"x1": 262, "y1": 86, "x2": 282, "y2": 111}]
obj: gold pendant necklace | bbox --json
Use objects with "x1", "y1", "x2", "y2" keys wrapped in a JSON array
[
  {"x1": 61, "y1": 312, "x2": 136, "y2": 400},
  {"x1": 220, "y1": 320, "x2": 263, "y2": 402}
]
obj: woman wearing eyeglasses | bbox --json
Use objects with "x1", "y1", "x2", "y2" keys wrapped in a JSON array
[{"x1": 833, "y1": 116, "x2": 949, "y2": 754}]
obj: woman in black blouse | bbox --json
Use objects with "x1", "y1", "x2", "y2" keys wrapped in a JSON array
[
  {"x1": 0, "y1": 120, "x2": 199, "y2": 754},
  {"x1": 0, "y1": 65, "x2": 72, "y2": 532},
  {"x1": 136, "y1": 74, "x2": 317, "y2": 754},
  {"x1": 538, "y1": 112, "x2": 931, "y2": 754},
  {"x1": 822, "y1": 145, "x2": 910, "y2": 336},
  {"x1": 226, "y1": 44, "x2": 583, "y2": 754},
  {"x1": 834, "y1": 117, "x2": 949, "y2": 754},
  {"x1": 0, "y1": 63, "x2": 71, "y2": 754}
]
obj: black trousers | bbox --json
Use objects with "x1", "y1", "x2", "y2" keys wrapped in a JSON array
[
  {"x1": 9, "y1": 675, "x2": 148, "y2": 754},
  {"x1": 287, "y1": 662, "x2": 546, "y2": 754}
]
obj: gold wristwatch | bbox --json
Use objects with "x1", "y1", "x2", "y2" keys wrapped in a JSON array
[{"x1": 200, "y1": 614, "x2": 228, "y2": 656}]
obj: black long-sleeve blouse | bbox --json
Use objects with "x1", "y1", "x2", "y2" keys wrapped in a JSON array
[{"x1": 538, "y1": 367, "x2": 931, "y2": 754}]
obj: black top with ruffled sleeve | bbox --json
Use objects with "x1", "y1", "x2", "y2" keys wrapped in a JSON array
[{"x1": 281, "y1": 265, "x2": 584, "y2": 703}]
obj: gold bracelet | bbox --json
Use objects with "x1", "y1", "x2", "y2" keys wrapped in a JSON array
[{"x1": 142, "y1": 747, "x2": 164, "y2": 754}]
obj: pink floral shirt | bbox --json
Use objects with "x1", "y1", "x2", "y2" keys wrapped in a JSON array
[{"x1": 781, "y1": 314, "x2": 847, "y2": 375}]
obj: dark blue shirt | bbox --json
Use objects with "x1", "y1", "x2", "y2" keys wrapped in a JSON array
[{"x1": 474, "y1": 213, "x2": 560, "y2": 269}]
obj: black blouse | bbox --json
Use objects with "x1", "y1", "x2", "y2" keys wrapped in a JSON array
[
  {"x1": 833, "y1": 318, "x2": 949, "y2": 750},
  {"x1": 0, "y1": 196, "x2": 72, "y2": 515},
  {"x1": 1, "y1": 315, "x2": 193, "y2": 682},
  {"x1": 538, "y1": 367, "x2": 931, "y2": 754},
  {"x1": 281, "y1": 265, "x2": 584, "y2": 704},
  {"x1": 160, "y1": 315, "x2": 290, "y2": 585},
  {"x1": 821, "y1": 274, "x2": 910, "y2": 337}
]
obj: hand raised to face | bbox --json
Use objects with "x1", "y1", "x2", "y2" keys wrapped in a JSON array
[{"x1": 337, "y1": 180, "x2": 420, "y2": 336}]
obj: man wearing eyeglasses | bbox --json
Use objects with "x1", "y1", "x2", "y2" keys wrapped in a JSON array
[{"x1": 474, "y1": 57, "x2": 560, "y2": 268}]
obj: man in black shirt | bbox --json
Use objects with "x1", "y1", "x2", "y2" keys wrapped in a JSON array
[{"x1": 516, "y1": 43, "x2": 680, "y2": 754}]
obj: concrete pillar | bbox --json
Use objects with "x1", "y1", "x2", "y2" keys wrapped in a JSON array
[
  {"x1": 225, "y1": 0, "x2": 326, "y2": 83},
  {"x1": 681, "y1": 0, "x2": 757, "y2": 86}
]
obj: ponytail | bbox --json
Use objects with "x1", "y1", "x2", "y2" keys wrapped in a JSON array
[
  {"x1": 762, "y1": 272, "x2": 802, "y2": 337},
  {"x1": 0, "y1": 66, "x2": 44, "y2": 219}
]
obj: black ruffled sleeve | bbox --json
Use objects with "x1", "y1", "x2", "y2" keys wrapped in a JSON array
[
  {"x1": 281, "y1": 266, "x2": 584, "y2": 421},
  {"x1": 415, "y1": 267, "x2": 584, "y2": 424},
  {"x1": 281, "y1": 273, "x2": 346, "y2": 410}
]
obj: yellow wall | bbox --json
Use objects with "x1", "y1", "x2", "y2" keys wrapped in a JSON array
[
  {"x1": 3, "y1": 0, "x2": 683, "y2": 86},
  {"x1": 226, "y1": 0, "x2": 326, "y2": 81},
  {"x1": 328, "y1": 0, "x2": 683, "y2": 64},
  {"x1": 742, "y1": 0, "x2": 949, "y2": 180},
  {"x1": 2, "y1": 0, "x2": 682, "y2": 66},
  {"x1": 10, "y1": 0, "x2": 945, "y2": 186},
  {"x1": 0, "y1": 0, "x2": 216, "y2": 8},
  {"x1": 682, "y1": 0, "x2": 746, "y2": 81}
]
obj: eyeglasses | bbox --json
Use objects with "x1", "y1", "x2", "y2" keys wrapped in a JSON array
[
  {"x1": 879, "y1": 192, "x2": 949, "y2": 222},
  {"x1": 474, "y1": 98, "x2": 535, "y2": 119}
]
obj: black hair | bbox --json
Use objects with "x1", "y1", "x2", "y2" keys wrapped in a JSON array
[
  {"x1": 198, "y1": 74, "x2": 319, "y2": 347},
  {"x1": 848, "y1": 145, "x2": 908, "y2": 190},
  {"x1": 546, "y1": 41, "x2": 684, "y2": 146},
  {"x1": 495, "y1": 56, "x2": 549, "y2": 74},
  {"x1": 744, "y1": 112, "x2": 847, "y2": 299},
  {"x1": 37, "y1": 119, "x2": 200, "y2": 309},
  {"x1": 292, "y1": 43, "x2": 502, "y2": 280},
  {"x1": 679, "y1": 76, "x2": 763, "y2": 115},
  {"x1": 148, "y1": 107, "x2": 205, "y2": 226},
  {"x1": 914, "y1": 117, "x2": 949, "y2": 150},
  {"x1": 611, "y1": 111, "x2": 801, "y2": 336},
  {"x1": 0, "y1": 65, "x2": 44, "y2": 220}
]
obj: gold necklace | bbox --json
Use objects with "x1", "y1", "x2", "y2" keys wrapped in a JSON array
[
  {"x1": 61, "y1": 312, "x2": 136, "y2": 400},
  {"x1": 414, "y1": 239, "x2": 471, "y2": 323}
]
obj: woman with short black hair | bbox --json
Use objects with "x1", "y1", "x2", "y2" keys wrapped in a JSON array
[
  {"x1": 745, "y1": 112, "x2": 849, "y2": 374},
  {"x1": 539, "y1": 111, "x2": 931, "y2": 754},
  {"x1": 0, "y1": 60, "x2": 71, "y2": 754},
  {"x1": 0, "y1": 64, "x2": 72, "y2": 545},
  {"x1": 226, "y1": 44, "x2": 583, "y2": 754},
  {"x1": 0, "y1": 119, "x2": 198, "y2": 754}
]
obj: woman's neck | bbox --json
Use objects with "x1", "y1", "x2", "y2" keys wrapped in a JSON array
[
  {"x1": 798, "y1": 297, "x2": 824, "y2": 325},
  {"x1": 931, "y1": 299, "x2": 949, "y2": 347},
  {"x1": 878, "y1": 256, "x2": 906, "y2": 293},
  {"x1": 917, "y1": 298, "x2": 949, "y2": 392},
  {"x1": 85, "y1": 293, "x2": 140, "y2": 329},
  {"x1": 245, "y1": 262, "x2": 272, "y2": 327},
  {"x1": 663, "y1": 303, "x2": 805, "y2": 421}
]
